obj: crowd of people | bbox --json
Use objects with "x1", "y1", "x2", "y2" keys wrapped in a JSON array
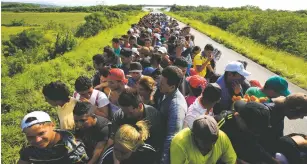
[{"x1": 17, "y1": 13, "x2": 307, "y2": 164}]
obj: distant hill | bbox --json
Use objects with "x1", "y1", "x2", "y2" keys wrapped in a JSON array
[{"x1": 1, "y1": 1, "x2": 60, "y2": 8}]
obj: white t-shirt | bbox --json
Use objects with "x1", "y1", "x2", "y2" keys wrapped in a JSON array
[
  {"x1": 73, "y1": 89, "x2": 109, "y2": 108},
  {"x1": 184, "y1": 97, "x2": 214, "y2": 128}
]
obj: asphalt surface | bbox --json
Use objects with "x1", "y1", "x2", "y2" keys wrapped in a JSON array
[{"x1": 177, "y1": 21, "x2": 307, "y2": 135}]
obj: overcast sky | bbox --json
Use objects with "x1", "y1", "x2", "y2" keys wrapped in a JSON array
[{"x1": 2, "y1": 0, "x2": 306, "y2": 11}]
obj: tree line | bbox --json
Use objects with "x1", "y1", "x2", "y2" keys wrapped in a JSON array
[
  {"x1": 1, "y1": 3, "x2": 142, "y2": 12},
  {"x1": 170, "y1": 5, "x2": 307, "y2": 59}
]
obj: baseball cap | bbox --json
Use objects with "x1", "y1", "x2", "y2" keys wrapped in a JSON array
[
  {"x1": 225, "y1": 61, "x2": 251, "y2": 77},
  {"x1": 189, "y1": 68, "x2": 197, "y2": 76},
  {"x1": 186, "y1": 75, "x2": 207, "y2": 89},
  {"x1": 143, "y1": 67, "x2": 156, "y2": 76},
  {"x1": 154, "y1": 33, "x2": 161, "y2": 40},
  {"x1": 250, "y1": 80, "x2": 262, "y2": 88},
  {"x1": 192, "y1": 115, "x2": 219, "y2": 141},
  {"x1": 264, "y1": 76, "x2": 290, "y2": 96},
  {"x1": 108, "y1": 68, "x2": 128, "y2": 84},
  {"x1": 129, "y1": 62, "x2": 143, "y2": 73},
  {"x1": 132, "y1": 48, "x2": 139, "y2": 56},
  {"x1": 120, "y1": 48, "x2": 133, "y2": 58},
  {"x1": 158, "y1": 47, "x2": 167, "y2": 54},
  {"x1": 21, "y1": 111, "x2": 51, "y2": 131}
]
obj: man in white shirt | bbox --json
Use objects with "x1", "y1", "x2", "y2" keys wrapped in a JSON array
[
  {"x1": 73, "y1": 75, "x2": 110, "y2": 119},
  {"x1": 184, "y1": 83, "x2": 222, "y2": 128}
]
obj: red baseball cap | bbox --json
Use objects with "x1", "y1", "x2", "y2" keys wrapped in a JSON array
[
  {"x1": 189, "y1": 68, "x2": 197, "y2": 76},
  {"x1": 250, "y1": 80, "x2": 262, "y2": 88},
  {"x1": 186, "y1": 75, "x2": 207, "y2": 89},
  {"x1": 107, "y1": 68, "x2": 128, "y2": 84}
]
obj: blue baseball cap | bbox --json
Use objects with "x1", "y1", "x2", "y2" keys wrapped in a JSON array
[
  {"x1": 142, "y1": 67, "x2": 156, "y2": 76},
  {"x1": 264, "y1": 76, "x2": 290, "y2": 96}
]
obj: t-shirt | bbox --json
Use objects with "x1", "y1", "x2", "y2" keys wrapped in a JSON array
[
  {"x1": 98, "y1": 144, "x2": 157, "y2": 164},
  {"x1": 57, "y1": 97, "x2": 77, "y2": 130},
  {"x1": 75, "y1": 116, "x2": 110, "y2": 157},
  {"x1": 92, "y1": 71, "x2": 101, "y2": 88},
  {"x1": 111, "y1": 104, "x2": 163, "y2": 150},
  {"x1": 185, "y1": 96, "x2": 197, "y2": 107},
  {"x1": 113, "y1": 47, "x2": 121, "y2": 56},
  {"x1": 19, "y1": 130, "x2": 89, "y2": 164},
  {"x1": 193, "y1": 53, "x2": 210, "y2": 77},
  {"x1": 170, "y1": 128, "x2": 237, "y2": 164},
  {"x1": 214, "y1": 109, "x2": 282, "y2": 163},
  {"x1": 246, "y1": 87, "x2": 268, "y2": 101},
  {"x1": 73, "y1": 89, "x2": 110, "y2": 109},
  {"x1": 184, "y1": 97, "x2": 214, "y2": 128}
]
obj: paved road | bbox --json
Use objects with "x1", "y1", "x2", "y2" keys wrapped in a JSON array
[{"x1": 177, "y1": 21, "x2": 307, "y2": 135}]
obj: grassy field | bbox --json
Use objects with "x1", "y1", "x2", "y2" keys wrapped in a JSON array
[
  {"x1": 1, "y1": 12, "x2": 90, "y2": 40},
  {"x1": 1, "y1": 12, "x2": 146, "y2": 164},
  {"x1": 1, "y1": 12, "x2": 90, "y2": 27},
  {"x1": 167, "y1": 12, "x2": 307, "y2": 89}
]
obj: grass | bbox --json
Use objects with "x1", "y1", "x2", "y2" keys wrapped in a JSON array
[
  {"x1": 1, "y1": 12, "x2": 147, "y2": 164},
  {"x1": 1, "y1": 26, "x2": 33, "y2": 40},
  {"x1": 1, "y1": 12, "x2": 90, "y2": 41},
  {"x1": 167, "y1": 12, "x2": 307, "y2": 89},
  {"x1": 1, "y1": 12, "x2": 90, "y2": 27}
]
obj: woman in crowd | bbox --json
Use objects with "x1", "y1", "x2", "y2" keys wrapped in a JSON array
[
  {"x1": 98, "y1": 121, "x2": 158, "y2": 164},
  {"x1": 137, "y1": 75, "x2": 156, "y2": 106}
]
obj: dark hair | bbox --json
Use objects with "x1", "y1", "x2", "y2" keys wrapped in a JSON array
[
  {"x1": 73, "y1": 101, "x2": 92, "y2": 116},
  {"x1": 192, "y1": 46, "x2": 201, "y2": 54},
  {"x1": 112, "y1": 38, "x2": 120, "y2": 43},
  {"x1": 92, "y1": 54, "x2": 104, "y2": 65},
  {"x1": 127, "y1": 31, "x2": 132, "y2": 35},
  {"x1": 162, "y1": 66, "x2": 183, "y2": 88},
  {"x1": 99, "y1": 67, "x2": 110, "y2": 78},
  {"x1": 237, "y1": 60, "x2": 248, "y2": 69},
  {"x1": 140, "y1": 57, "x2": 151, "y2": 69},
  {"x1": 75, "y1": 76, "x2": 93, "y2": 92},
  {"x1": 190, "y1": 85, "x2": 203, "y2": 97},
  {"x1": 151, "y1": 53, "x2": 162, "y2": 64},
  {"x1": 129, "y1": 36, "x2": 136, "y2": 41},
  {"x1": 118, "y1": 89, "x2": 142, "y2": 108},
  {"x1": 42, "y1": 81, "x2": 70, "y2": 102},
  {"x1": 201, "y1": 83, "x2": 222, "y2": 103},
  {"x1": 190, "y1": 35, "x2": 195, "y2": 42},
  {"x1": 204, "y1": 44, "x2": 214, "y2": 51},
  {"x1": 121, "y1": 35, "x2": 129, "y2": 39},
  {"x1": 174, "y1": 57, "x2": 188, "y2": 68}
]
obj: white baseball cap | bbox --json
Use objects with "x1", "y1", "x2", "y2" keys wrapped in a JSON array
[
  {"x1": 132, "y1": 48, "x2": 139, "y2": 56},
  {"x1": 21, "y1": 111, "x2": 51, "y2": 131},
  {"x1": 154, "y1": 33, "x2": 161, "y2": 40},
  {"x1": 158, "y1": 47, "x2": 167, "y2": 54},
  {"x1": 225, "y1": 61, "x2": 251, "y2": 77}
]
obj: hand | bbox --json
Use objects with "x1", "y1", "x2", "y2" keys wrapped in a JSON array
[
  {"x1": 207, "y1": 53, "x2": 214, "y2": 61},
  {"x1": 80, "y1": 97, "x2": 90, "y2": 103},
  {"x1": 232, "y1": 81, "x2": 242, "y2": 95}
]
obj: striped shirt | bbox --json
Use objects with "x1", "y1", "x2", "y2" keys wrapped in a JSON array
[{"x1": 98, "y1": 144, "x2": 157, "y2": 164}]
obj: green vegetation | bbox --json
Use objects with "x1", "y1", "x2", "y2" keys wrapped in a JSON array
[
  {"x1": 2, "y1": 12, "x2": 90, "y2": 28},
  {"x1": 1, "y1": 11, "x2": 146, "y2": 164},
  {"x1": 1, "y1": 9, "x2": 129, "y2": 77},
  {"x1": 167, "y1": 12, "x2": 307, "y2": 89},
  {"x1": 170, "y1": 6, "x2": 307, "y2": 59},
  {"x1": 1, "y1": 2, "x2": 142, "y2": 12}
]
